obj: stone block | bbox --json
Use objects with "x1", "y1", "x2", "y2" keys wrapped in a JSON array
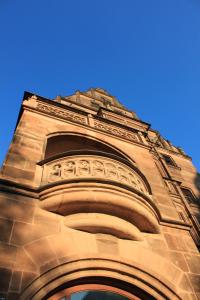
[
  {"x1": 20, "y1": 137, "x2": 43, "y2": 152},
  {"x1": 0, "y1": 244, "x2": 17, "y2": 268},
  {"x1": 146, "y1": 235, "x2": 167, "y2": 250},
  {"x1": 188, "y1": 274, "x2": 200, "y2": 292},
  {"x1": 96, "y1": 234, "x2": 119, "y2": 255},
  {"x1": 179, "y1": 292, "x2": 198, "y2": 300},
  {"x1": 183, "y1": 235, "x2": 199, "y2": 253},
  {"x1": 24, "y1": 238, "x2": 56, "y2": 266},
  {"x1": 169, "y1": 251, "x2": 189, "y2": 272},
  {"x1": 179, "y1": 274, "x2": 193, "y2": 292},
  {"x1": 10, "y1": 144, "x2": 41, "y2": 160},
  {"x1": 0, "y1": 195, "x2": 35, "y2": 223},
  {"x1": 14, "y1": 248, "x2": 38, "y2": 272},
  {"x1": 10, "y1": 221, "x2": 59, "y2": 246},
  {"x1": 21, "y1": 272, "x2": 38, "y2": 290},
  {"x1": 164, "y1": 233, "x2": 187, "y2": 251},
  {"x1": 33, "y1": 208, "x2": 61, "y2": 225},
  {"x1": 48, "y1": 234, "x2": 75, "y2": 259},
  {"x1": 40, "y1": 258, "x2": 59, "y2": 274},
  {"x1": 158, "y1": 205, "x2": 180, "y2": 219},
  {"x1": 0, "y1": 268, "x2": 12, "y2": 292},
  {"x1": 0, "y1": 219, "x2": 13, "y2": 243},
  {"x1": 185, "y1": 254, "x2": 200, "y2": 274},
  {"x1": 5, "y1": 153, "x2": 26, "y2": 169},
  {"x1": 2, "y1": 166, "x2": 35, "y2": 182},
  {"x1": 9, "y1": 271, "x2": 22, "y2": 292}
]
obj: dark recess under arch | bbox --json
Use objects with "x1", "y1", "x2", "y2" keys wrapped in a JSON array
[{"x1": 45, "y1": 135, "x2": 129, "y2": 162}]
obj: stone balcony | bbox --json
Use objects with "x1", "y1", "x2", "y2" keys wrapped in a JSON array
[
  {"x1": 41, "y1": 151, "x2": 148, "y2": 194},
  {"x1": 37, "y1": 151, "x2": 160, "y2": 240}
]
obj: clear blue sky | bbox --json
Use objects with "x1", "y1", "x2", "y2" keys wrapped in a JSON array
[{"x1": 0, "y1": 0, "x2": 200, "y2": 170}]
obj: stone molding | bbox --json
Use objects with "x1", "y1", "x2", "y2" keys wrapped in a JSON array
[
  {"x1": 94, "y1": 120, "x2": 140, "y2": 143},
  {"x1": 39, "y1": 184, "x2": 160, "y2": 233},
  {"x1": 18, "y1": 254, "x2": 183, "y2": 300},
  {"x1": 64, "y1": 213, "x2": 143, "y2": 241},
  {"x1": 37, "y1": 102, "x2": 87, "y2": 125},
  {"x1": 22, "y1": 93, "x2": 190, "y2": 160},
  {"x1": 23, "y1": 97, "x2": 146, "y2": 146}
]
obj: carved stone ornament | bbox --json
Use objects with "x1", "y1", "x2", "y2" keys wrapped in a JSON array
[
  {"x1": 94, "y1": 120, "x2": 139, "y2": 142},
  {"x1": 37, "y1": 102, "x2": 87, "y2": 124},
  {"x1": 42, "y1": 155, "x2": 148, "y2": 195},
  {"x1": 34, "y1": 102, "x2": 141, "y2": 144},
  {"x1": 22, "y1": 95, "x2": 38, "y2": 108}
]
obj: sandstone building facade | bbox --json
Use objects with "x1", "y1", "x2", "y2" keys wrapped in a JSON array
[{"x1": 0, "y1": 88, "x2": 200, "y2": 300}]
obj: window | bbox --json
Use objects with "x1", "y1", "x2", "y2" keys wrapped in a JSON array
[
  {"x1": 47, "y1": 284, "x2": 140, "y2": 300},
  {"x1": 161, "y1": 154, "x2": 176, "y2": 167},
  {"x1": 181, "y1": 188, "x2": 196, "y2": 203},
  {"x1": 71, "y1": 290, "x2": 129, "y2": 300}
]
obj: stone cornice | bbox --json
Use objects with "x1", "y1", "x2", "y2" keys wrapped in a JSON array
[
  {"x1": 21, "y1": 92, "x2": 151, "y2": 149},
  {"x1": 97, "y1": 107, "x2": 150, "y2": 131},
  {"x1": 21, "y1": 92, "x2": 191, "y2": 162}
]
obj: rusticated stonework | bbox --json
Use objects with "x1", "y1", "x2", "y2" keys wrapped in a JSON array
[{"x1": 0, "y1": 88, "x2": 200, "y2": 300}]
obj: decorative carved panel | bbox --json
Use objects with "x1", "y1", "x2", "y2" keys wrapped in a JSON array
[
  {"x1": 32, "y1": 101, "x2": 142, "y2": 144},
  {"x1": 93, "y1": 120, "x2": 139, "y2": 142},
  {"x1": 41, "y1": 155, "x2": 149, "y2": 195},
  {"x1": 37, "y1": 102, "x2": 87, "y2": 124}
]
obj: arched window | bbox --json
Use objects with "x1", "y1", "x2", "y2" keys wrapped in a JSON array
[
  {"x1": 47, "y1": 284, "x2": 141, "y2": 300},
  {"x1": 161, "y1": 154, "x2": 177, "y2": 167},
  {"x1": 181, "y1": 188, "x2": 196, "y2": 204}
]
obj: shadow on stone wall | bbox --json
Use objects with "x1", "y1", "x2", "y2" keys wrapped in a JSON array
[{"x1": 194, "y1": 171, "x2": 200, "y2": 204}]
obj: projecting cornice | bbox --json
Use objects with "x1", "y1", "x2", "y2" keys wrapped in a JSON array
[
  {"x1": 18, "y1": 91, "x2": 190, "y2": 160},
  {"x1": 20, "y1": 92, "x2": 151, "y2": 149}
]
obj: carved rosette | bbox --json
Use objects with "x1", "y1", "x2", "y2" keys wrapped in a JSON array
[{"x1": 41, "y1": 155, "x2": 148, "y2": 195}]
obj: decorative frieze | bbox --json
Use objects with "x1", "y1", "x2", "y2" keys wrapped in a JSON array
[
  {"x1": 93, "y1": 120, "x2": 139, "y2": 142},
  {"x1": 37, "y1": 102, "x2": 87, "y2": 125},
  {"x1": 24, "y1": 98, "x2": 144, "y2": 144},
  {"x1": 42, "y1": 155, "x2": 148, "y2": 195}
]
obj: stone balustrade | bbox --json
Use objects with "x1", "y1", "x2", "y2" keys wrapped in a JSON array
[{"x1": 41, "y1": 154, "x2": 149, "y2": 196}]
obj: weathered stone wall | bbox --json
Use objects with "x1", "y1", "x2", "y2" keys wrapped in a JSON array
[{"x1": 0, "y1": 91, "x2": 199, "y2": 300}]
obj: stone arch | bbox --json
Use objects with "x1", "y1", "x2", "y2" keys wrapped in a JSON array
[
  {"x1": 18, "y1": 251, "x2": 183, "y2": 300},
  {"x1": 44, "y1": 132, "x2": 131, "y2": 162},
  {"x1": 40, "y1": 131, "x2": 152, "y2": 195}
]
